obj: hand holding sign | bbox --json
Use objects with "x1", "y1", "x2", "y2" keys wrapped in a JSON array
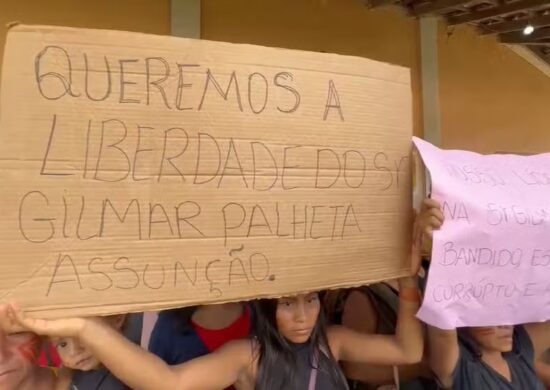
[
  {"x1": 413, "y1": 199, "x2": 444, "y2": 266},
  {"x1": 0, "y1": 303, "x2": 88, "y2": 341},
  {"x1": 413, "y1": 137, "x2": 550, "y2": 329},
  {"x1": 0, "y1": 304, "x2": 26, "y2": 335},
  {"x1": 415, "y1": 199, "x2": 444, "y2": 240}
]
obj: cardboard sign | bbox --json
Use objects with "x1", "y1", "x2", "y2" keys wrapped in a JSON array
[
  {"x1": 413, "y1": 137, "x2": 550, "y2": 329},
  {"x1": 0, "y1": 25, "x2": 413, "y2": 318}
]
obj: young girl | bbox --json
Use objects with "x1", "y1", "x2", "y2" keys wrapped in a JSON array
[
  {"x1": 1, "y1": 210, "x2": 437, "y2": 390},
  {"x1": 50, "y1": 315, "x2": 130, "y2": 390},
  {"x1": 420, "y1": 198, "x2": 550, "y2": 390}
]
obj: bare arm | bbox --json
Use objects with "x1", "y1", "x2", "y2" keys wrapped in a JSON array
[
  {"x1": 525, "y1": 322, "x2": 550, "y2": 361},
  {"x1": 341, "y1": 289, "x2": 431, "y2": 385},
  {"x1": 7, "y1": 311, "x2": 252, "y2": 390},
  {"x1": 417, "y1": 198, "x2": 459, "y2": 386},
  {"x1": 330, "y1": 276, "x2": 424, "y2": 366},
  {"x1": 427, "y1": 326, "x2": 459, "y2": 388},
  {"x1": 330, "y1": 200, "x2": 443, "y2": 367},
  {"x1": 535, "y1": 358, "x2": 550, "y2": 387},
  {"x1": 82, "y1": 320, "x2": 251, "y2": 390},
  {"x1": 526, "y1": 322, "x2": 550, "y2": 388}
]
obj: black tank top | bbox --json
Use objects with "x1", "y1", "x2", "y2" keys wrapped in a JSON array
[{"x1": 261, "y1": 342, "x2": 347, "y2": 390}]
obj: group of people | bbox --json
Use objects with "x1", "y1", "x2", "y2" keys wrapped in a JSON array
[{"x1": 1, "y1": 199, "x2": 550, "y2": 390}]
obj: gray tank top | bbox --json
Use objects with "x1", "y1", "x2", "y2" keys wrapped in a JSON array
[
  {"x1": 261, "y1": 342, "x2": 347, "y2": 390},
  {"x1": 70, "y1": 368, "x2": 130, "y2": 390},
  {"x1": 450, "y1": 326, "x2": 545, "y2": 390}
]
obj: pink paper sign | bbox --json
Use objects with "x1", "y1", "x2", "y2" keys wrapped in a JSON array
[{"x1": 413, "y1": 137, "x2": 550, "y2": 329}]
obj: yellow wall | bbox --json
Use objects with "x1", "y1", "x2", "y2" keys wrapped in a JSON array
[
  {"x1": 202, "y1": 0, "x2": 550, "y2": 153},
  {"x1": 1, "y1": 0, "x2": 548, "y2": 153},
  {"x1": 201, "y1": 0, "x2": 424, "y2": 137},
  {"x1": 438, "y1": 24, "x2": 550, "y2": 154},
  {"x1": 0, "y1": 0, "x2": 170, "y2": 79}
]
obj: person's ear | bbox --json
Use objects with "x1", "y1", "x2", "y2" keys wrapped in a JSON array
[{"x1": 108, "y1": 314, "x2": 127, "y2": 330}]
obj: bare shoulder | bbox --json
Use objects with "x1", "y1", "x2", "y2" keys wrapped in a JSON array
[
  {"x1": 219, "y1": 338, "x2": 257, "y2": 362},
  {"x1": 233, "y1": 339, "x2": 260, "y2": 389}
]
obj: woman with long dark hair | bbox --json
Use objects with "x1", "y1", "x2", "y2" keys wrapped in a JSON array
[{"x1": 0, "y1": 210, "x2": 438, "y2": 390}]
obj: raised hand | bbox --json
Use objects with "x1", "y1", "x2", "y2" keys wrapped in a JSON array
[
  {"x1": 0, "y1": 303, "x2": 27, "y2": 334},
  {"x1": 414, "y1": 199, "x2": 444, "y2": 244},
  {"x1": 0, "y1": 303, "x2": 88, "y2": 339}
]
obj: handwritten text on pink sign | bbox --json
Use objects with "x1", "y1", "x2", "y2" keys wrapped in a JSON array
[{"x1": 413, "y1": 137, "x2": 550, "y2": 329}]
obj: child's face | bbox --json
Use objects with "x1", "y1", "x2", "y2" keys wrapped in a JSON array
[
  {"x1": 53, "y1": 314, "x2": 125, "y2": 371},
  {"x1": 53, "y1": 336, "x2": 99, "y2": 371}
]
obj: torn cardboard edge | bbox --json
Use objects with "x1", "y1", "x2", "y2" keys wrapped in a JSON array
[
  {"x1": 4, "y1": 23, "x2": 412, "y2": 84},
  {"x1": 5, "y1": 21, "x2": 20, "y2": 31}
]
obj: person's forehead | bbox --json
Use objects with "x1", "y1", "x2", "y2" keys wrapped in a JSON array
[{"x1": 281, "y1": 292, "x2": 318, "y2": 300}]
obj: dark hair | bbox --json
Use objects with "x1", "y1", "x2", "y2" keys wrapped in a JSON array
[
  {"x1": 253, "y1": 296, "x2": 348, "y2": 390},
  {"x1": 322, "y1": 289, "x2": 344, "y2": 324},
  {"x1": 457, "y1": 327, "x2": 482, "y2": 358}
]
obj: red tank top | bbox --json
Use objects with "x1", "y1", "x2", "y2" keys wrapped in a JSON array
[
  {"x1": 192, "y1": 307, "x2": 251, "y2": 352},
  {"x1": 192, "y1": 307, "x2": 251, "y2": 390}
]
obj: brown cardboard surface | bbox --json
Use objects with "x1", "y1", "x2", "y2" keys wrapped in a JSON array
[{"x1": 0, "y1": 25, "x2": 413, "y2": 318}]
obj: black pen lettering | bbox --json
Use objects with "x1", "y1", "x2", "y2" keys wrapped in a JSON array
[
  {"x1": 46, "y1": 253, "x2": 82, "y2": 296},
  {"x1": 323, "y1": 80, "x2": 344, "y2": 121},
  {"x1": 175, "y1": 64, "x2": 200, "y2": 110},
  {"x1": 145, "y1": 57, "x2": 171, "y2": 109},
  {"x1": 83, "y1": 53, "x2": 111, "y2": 101},
  {"x1": 274, "y1": 72, "x2": 300, "y2": 113}
]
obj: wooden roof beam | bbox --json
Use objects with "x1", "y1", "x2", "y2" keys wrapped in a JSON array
[
  {"x1": 530, "y1": 46, "x2": 550, "y2": 56},
  {"x1": 516, "y1": 41, "x2": 550, "y2": 45},
  {"x1": 510, "y1": 46, "x2": 550, "y2": 73},
  {"x1": 529, "y1": 47, "x2": 550, "y2": 68},
  {"x1": 447, "y1": 0, "x2": 550, "y2": 25},
  {"x1": 412, "y1": 0, "x2": 470, "y2": 16},
  {"x1": 500, "y1": 34, "x2": 550, "y2": 44},
  {"x1": 480, "y1": 14, "x2": 550, "y2": 34},
  {"x1": 499, "y1": 27, "x2": 550, "y2": 42}
]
